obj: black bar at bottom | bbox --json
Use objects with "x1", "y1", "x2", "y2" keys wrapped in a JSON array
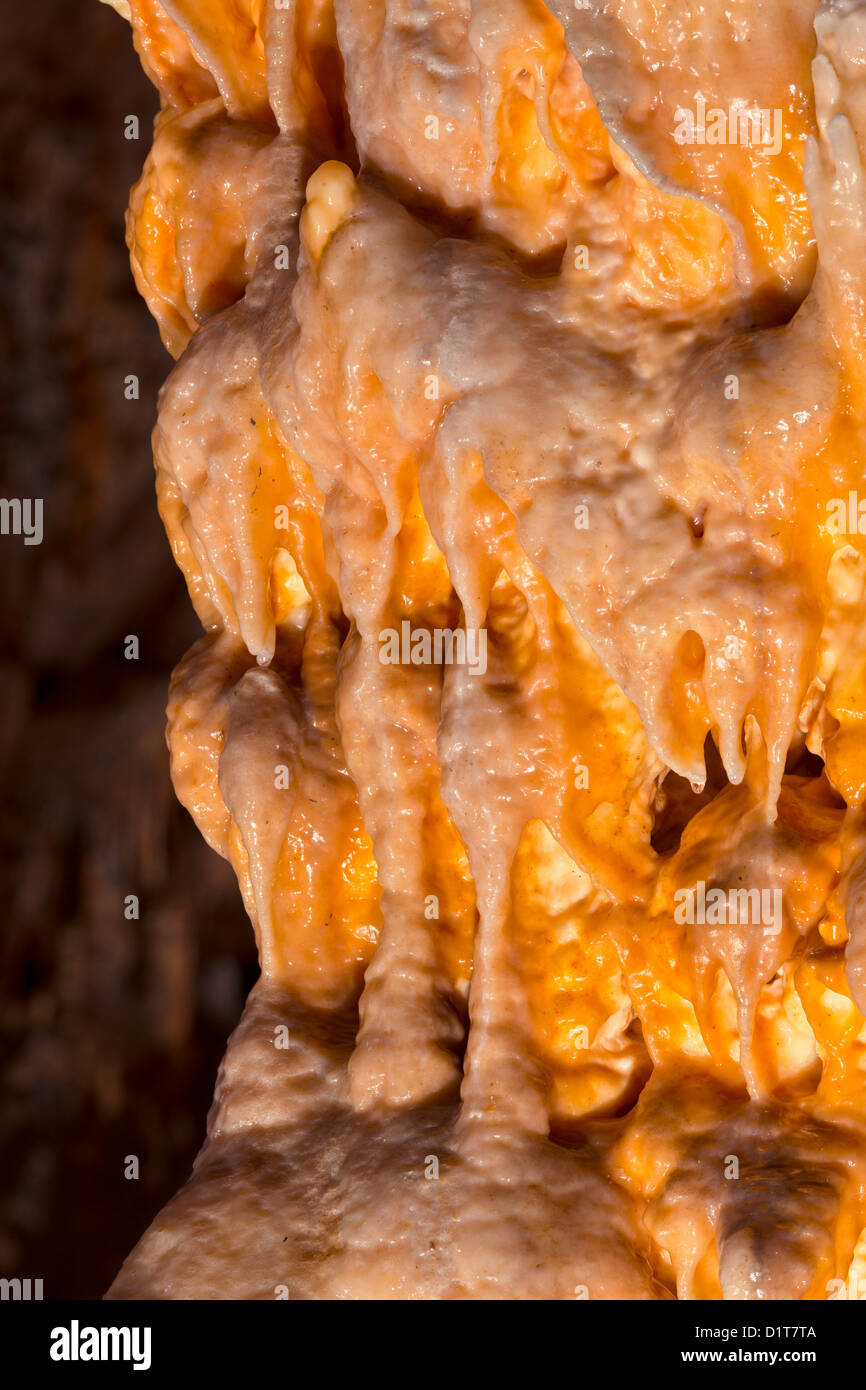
[{"x1": 0, "y1": 1297, "x2": 858, "y2": 1377}]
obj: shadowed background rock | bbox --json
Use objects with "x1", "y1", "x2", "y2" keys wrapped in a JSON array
[{"x1": 0, "y1": 0, "x2": 254, "y2": 1298}]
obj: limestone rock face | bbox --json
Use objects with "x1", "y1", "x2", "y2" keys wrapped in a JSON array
[{"x1": 36, "y1": 0, "x2": 866, "y2": 1300}]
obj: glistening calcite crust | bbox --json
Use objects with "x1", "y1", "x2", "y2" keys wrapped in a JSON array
[{"x1": 105, "y1": 0, "x2": 866, "y2": 1299}]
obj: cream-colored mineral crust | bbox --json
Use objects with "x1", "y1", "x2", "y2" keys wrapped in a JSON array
[{"x1": 107, "y1": 0, "x2": 866, "y2": 1300}]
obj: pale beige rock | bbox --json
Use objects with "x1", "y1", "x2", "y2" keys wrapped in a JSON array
[{"x1": 107, "y1": 0, "x2": 866, "y2": 1300}]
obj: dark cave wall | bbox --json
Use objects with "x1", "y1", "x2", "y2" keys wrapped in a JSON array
[{"x1": 0, "y1": 0, "x2": 255, "y2": 1298}]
